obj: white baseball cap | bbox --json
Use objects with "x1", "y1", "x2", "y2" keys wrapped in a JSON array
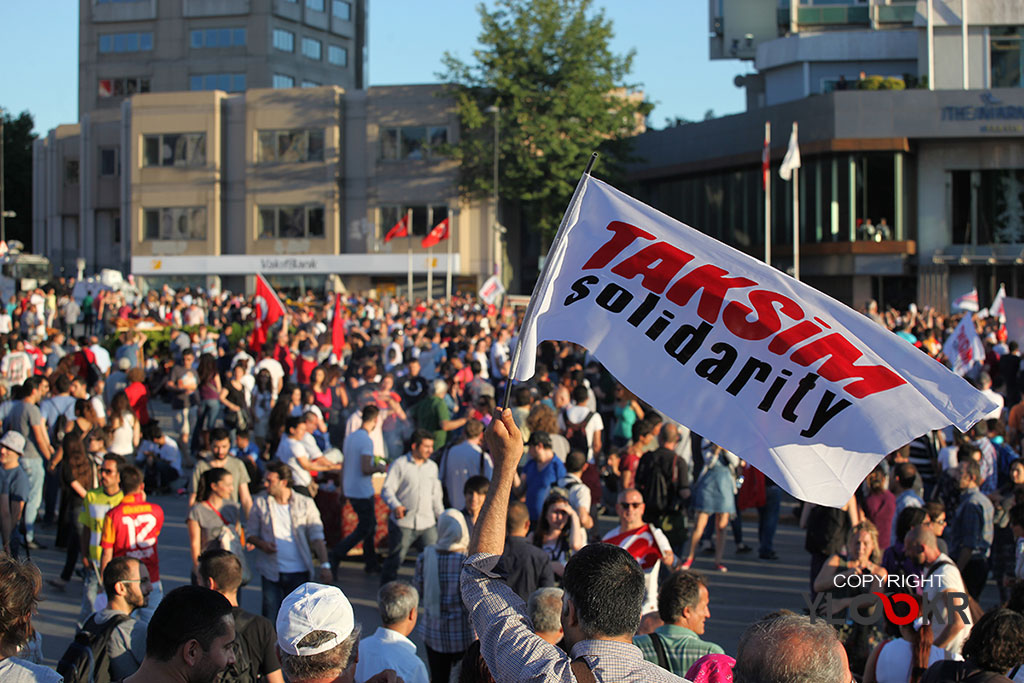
[{"x1": 276, "y1": 583, "x2": 355, "y2": 656}]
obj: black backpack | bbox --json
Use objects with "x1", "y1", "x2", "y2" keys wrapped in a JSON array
[
  {"x1": 636, "y1": 450, "x2": 678, "y2": 519},
  {"x1": 56, "y1": 612, "x2": 130, "y2": 683},
  {"x1": 217, "y1": 610, "x2": 258, "y2": 683},
  {"x1": 562, "y1": 409, "x2": 594, "y2": 453}
]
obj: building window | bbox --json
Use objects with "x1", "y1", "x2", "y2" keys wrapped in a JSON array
[
  {"x1": 380, "y1": 126, "x2": 449, "y2": 161},
  {"x1": 257, "y1": 129, "x2": 325, "y2": 163},
  {"x1": 302, "y1": 80, "x2": 321, "y2": 88},
  {"x1": 189, "y1": 73, "x2": 246, "y2": 92},
  {"x1": 189, "y1": 28, "x2": 247, "y2": 48},
  {"x1": 306, "y1": 0, "x2": 325, "y2": 11},
  {"x1": 98, "y1": 32, "x2": 153, "y2": 53},
  {"x1": 258, "y1": 205, "x2": 326, "y2": 239},
  {"x1": 332, "y1": 0, "x2": 351, "y2": 20},
  {"x1": 144, "y1": 207, "x2": 208, "y2": 241},
  {"x1": 142, "y1": 133, "x2": 207, "y2": 168},
  {"x1": 64, "y1": 160, "x2": 80, "y2": 185},
  {"x1": 100, "y1": 148, "x2": 119, "y2": 176},
  {"x1": 992, "y1": 27, "x2": 1023, "y2": 88},
  {"x1": 328, "y1": 45, "x2": 347, "y2": 66},
  {"x1": 379, "y1": 205, "x2": 448, "y2": 237},
  {"x1": 98, "y1": 77, "x2": 151, "y2": 98},
  {"x1": 272, "y1": 73, "x2": 296, "y2": 89},
  {"x1": 273, "y1": 28, "x2": 295, "y2": 52},
  {"x1": 301, "y1": 37, "x2": 322, "y2": 60}
]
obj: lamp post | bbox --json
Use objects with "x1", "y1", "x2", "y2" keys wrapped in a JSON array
[
  {"x1": 1, "y1": 106, "x2": 6, "y2": 244},
  {"x1": 485, "y1": 104, "x2": 500, "y2": 280}
]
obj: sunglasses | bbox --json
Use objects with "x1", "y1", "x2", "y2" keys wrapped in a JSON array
[{"x1": 619, "y1": 502, "x2": 643, "y2": 509}]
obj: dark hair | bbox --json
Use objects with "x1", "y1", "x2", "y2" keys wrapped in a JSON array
[
  {"x1": 961, "y1": 608, "x2": 1024, "y2": 672},
  {"x1": 565, "y1": 450, "x2": 586, "y2": 474},
  {"x1": 514, "y1": 387, "x2": 532, "y2": 407},
  {"x1": 54, "y1": 374, "x2": 72, "y2": 394},
  {"x1": 506, "y1": 501, "x2": 530, "y2": 535},
  {"x1": 631, "y1": 418, "x2": 656, "y2": 442},
  {"x1": 110, "y1": 391, "x2": 131, "y2": 420},
  {"x1": 198, "y1": 549, "x2": 243, "y2": 594},
  {"x1": 361, "y1": 404, "x2": 380, "y2": 423},
  {"x1": 1007, "y1": 581, "x2": 1024, "y2": 615},
  {"x1": 236, "y1": 428, "x2": 250, "y2": 440},
  {"x1": 464, "y1": 475, "x2": 490, "y2": 497},
  {"x1": 210, "y1": 427, "x2": 230, "y2": 444},
  {"x1": 198, "y1": 467, "x2": 231, "y2": 502},
  {"x1": 457, "y1": 639, "x2": 495, "y2": 683},
  {"x1": 265, "y1": 460, "x2": 293, "y2": 485},
  {"x1": 411, "y1": 428, "x2": 434, "y2": 448},
  {"x1": 962, "y1": 458, "x2": 982, "y2": 485},
  {"x1": 197, "y1": 353, "x2": 218, "y2": 387},
  {"x1": 562, "y1": 543, "x2": 644, "y2": 638},
  {"x1": 0, "y1": 555, "x2": 41, "y2": 657},
  {"x1": 103, "y1": 556, "x2": 140, "y2": 599},
  {"x1": 658, "y1": 570, "x2": 707, "y2": 623},
  {"x1": 958, "y1": 444, "x2": 981, "y2": 463},
  {"x1": 285, "y1": 415, "x2": 304, "y2": 434},
  {"x1": 464, "y1": 419, "x2": 485, "y2": 439},
  {"x1": 571, "y1": 385, "x2": 588, "y2": 404},
  {"x1": 145, "y1": 586, "x2": 233, "y2": 661},
  {"x1": 895, "y1": 506, "x2": 928, "y2": 544},
  {"x1": 532, "y1": 493, "x2": 572, "y2": 550},
  {"x1": 120, "y1": 465, "x2": 144, "y2": 494},
  {"x1": 895, "y1": 462, "x2": 917, "y2": 490}
]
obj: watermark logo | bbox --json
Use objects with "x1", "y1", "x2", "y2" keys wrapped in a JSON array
[{"x1": 803, "y1": 574, "x2": 972, "y2": 627}]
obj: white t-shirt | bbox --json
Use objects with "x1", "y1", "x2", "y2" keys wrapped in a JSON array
[
  {"x1": 343, "y1": 429, "x2": 376, "y2": 499},
  {"x1": 137, "y1": 436, "x2": 182, "y2": 474},
  {"x1": 90, "y1": 344, "x2": 112, "y2": 375},
  {"x1": 276, "y1": 437, "x2": 312, "y2": 487},
  {"x1": 925, "y1": 555, "x2": 971, "y2": 656},
  {"x1": 557, "y1": 404, "x2": 605, "y2": 461},
  {"x1": 875, "y1": 638, "x2": 959, "y2": 683},
  {"x1": 255, "y1": 358, "x2": 285, "y2": 390},
  {"x1": 109, "y1": 413, "x2": 136, "y2": 456},
  {"x1": 0, "y1": 657, "x2": 63, "y2": 682},
  {"x1": 355, "y1": 627, "x2": 429, "y2": 683},
  {"x1": 937, "y1": 445, "x2": 959, "y2": 472},
  {"x1": 269, "y1": 498, "x2": 306, "y2": 573}
]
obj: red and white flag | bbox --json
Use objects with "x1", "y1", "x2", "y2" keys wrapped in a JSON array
[
  {"x1": 990, "y1": 284, "x2": 1006, "y2": 320},
  {"x1": 331, "y1": 293, "x2": 346, "y2": 360},
  {"x1": 421, "y1": 217, "x2": 449, "y2": 249},
  {"x1": 249, "y1": 274, "x2": 286, "y2": 352},
  {"x1": 762, "y1": 128, "x2": 770, "y2": 190},
  {"x1": 511, "y1": 175, "x2": 994, "y2": 506},
  {"x1": 384, "y1": 215, "x2": 409, "y2": 243},
  {"x1": 942, "y1": 315, "x2": 985, "y2": 377},
  {"x1": 953, "y1": 288, "x2": 979, "y2": 312}
]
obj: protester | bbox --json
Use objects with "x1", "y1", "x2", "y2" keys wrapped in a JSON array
[
  {"x1": 0, "y1": 555, "x2": 61, "y2": 681},
  {"x1": 499, "y1": 500, "x2": 556, "y2": 599},
  {"x1": 733, "y1": 612, "x2": 851, "y2": 683},
  {"x1": 188, "y1": 428, "x2": 253, "y2": 518},
  {"x1": 681, "y1": 444, "x2": 739, "y2": 573},
  {"x1": 355, "y1": 581, "x2": 429, "y2": 683},
  {"x1": 0, "y1": 431, "x2": 30, "y2": 557},
  {"x1": 440, "y1": 419, "x2": 491, "y2": 510},
  {"x1": 528, "y1": 587, "x2": 565, "y2": 645},
  {"x1": 197, "y1": 549, "x2": 283, "y2": 683},
  {"x1": 519, "y1": 431, "x2": 567, "y2": 523},
  {"x1": 187, "y1": 467, "x2": 241, "y2": 579},
  {"x1": 603, "y1": 488, "x2": 675, "y2": 616},
  {"x1": 531, "y1": 490, "x2": 585, "y2": 580},
  {"x1": 920, "y1": 608, "x2": 1024, "y2": 683},
  {"x1": 333, "y1": 405, "x2": 387, "y2": 575},
  {"x1": 904, "y1": 526, "x2": 973, "y2": 656},
  {"x1": 950, "y1": 458, "x2": 995, "y2": 600},
  {"x1": 78, "y1": 453, "x2": 124, "y2": 623},
  {"x1": 634, "y1": 570, "x2": 725, "y2": 676}
]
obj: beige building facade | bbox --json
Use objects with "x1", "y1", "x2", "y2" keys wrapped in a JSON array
[{"x1": 33, "y1": 84, "x2": 494, "y2": 296}]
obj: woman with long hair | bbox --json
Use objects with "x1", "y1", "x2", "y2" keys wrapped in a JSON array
[
  {"x1": 681, "y1": 444, "x2": 741, "y2": 573},
  {"x1": 47, "y1": 434, "x2": 97, "y2": 592},
  {"x1": 532, "y1": 490, "x2": 586, "y2": 579},
  {"x1": 251, "y1": 368, "x2": 276, "y2": 443},
  {"x1": 191, "y1": 353, "x2": 223, "y2": 451},
  {"x1": 186, "y1": 467, "x2": 240, "y2": 578},
  {"x1": 222, "y1": 362, "x2": 250, "y2": 436},
  {"x1": 415, "y1": 509, "x2": 475, "y2": 683},
  {"x1": 920, "y1": 609, "x2": 1024, "y2": 682},
  {"x1": 310, "y1": 365, "x2": 332, "y2": 416},
  {"x1": 863, "y1": 603, "x2": 958, "y2": 683},
  {"x1": 107, "y1": 391, "x2": 140, "y2": 458},
  {"x1": 267, "y1": 385, "x2": 300, "y2": 454}
]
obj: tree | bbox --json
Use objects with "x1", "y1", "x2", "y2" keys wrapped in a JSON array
[
  {"x1": 440, "y1": 0, "x2": 651, "y2": 244},
  {"x1": 1, "y1": 109, "x2": 37, "y2": 249}
]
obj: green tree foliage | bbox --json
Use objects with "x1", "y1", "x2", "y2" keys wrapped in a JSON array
[
  {"x1": 1, "y1": 109, "x2": 37, "y2": 249},
  {"x1": 440, "y1": 0, "x2": 651, "y2": 240}
]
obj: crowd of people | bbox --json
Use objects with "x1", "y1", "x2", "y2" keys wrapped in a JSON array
[{"x1": 0, "y1": 280, "x2": 1022, "y2": 682}]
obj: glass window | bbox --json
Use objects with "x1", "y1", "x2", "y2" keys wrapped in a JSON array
[
  {"x1": 65, "y1": 160, "x2": 79, "y2": 184},
  {"x1": 280, "y1": 207, "x2": 304, "y2": 237},
  {"x1": 380, "y1": 126, "x2": 448, "y2": 161},
  {"x1": 256, "y1": 129, "x2": 324, "y2": 163},
  {"x1": 308, "y1": 207, "x2": 325, "y2": 237},
  {"x1": 258, "y1": 208, "x2": 276, "y2": 239},
  {"x1": 278, "y1": 130, "x2": 306, "y2": 162},
  {"x1": 258, "y1": 205, "x2": 327, "y2": 238},
  {"x1": 302, "y1": 80, "x2": 321, "y2": 88},
  {"x1": 429, "y1": 126, "x2": 448, "y2": 149},
  {"x1": 306, "y1": 0, "x2": 325, "y2": 10},
  {"x1": 144, "y1": 207, "x2": 207, "y2": 240},
  {"x1": 308, "y1": 130, "x2": 325, "y2": 161},
  {"x1": 189, "y1": 73, "x2": 245, "y2": 92},
  {"x1": 301, "y1": 37, "x2": 322, "y2": 60},
  {"x1": 142, "y1": 133, "x2": 206, "y2": 168},
  {"x1": 273, "y1": 29, "x2": 294, "y2": 52},
  {"x1": 328, "y1": 44, "x2": 347, "y2": 66},
  {"x1": 992, "y1": 31, "x2": 1023, "y2": 88},
  {"x1": 190, "y1": 27, "x2": 246, "y2": 48},
  {"x1": 401, "y1": 127, "x2": 426, "y2": 160},
  {"x1": 273, "y1": 73, "x2": 295, "y2": 89},
  {"x1": 100, "y1": 148, "x2": 118, "y2": 176},
  {"x1": 332, "y1": 0, "x2": 351, "y2": 20},
  {"x1": 190, "y1": 30, "x2": 203, "y2": 48},
  {"x1": 99, "y1": 32, "x2": 153, "y2": 53}
]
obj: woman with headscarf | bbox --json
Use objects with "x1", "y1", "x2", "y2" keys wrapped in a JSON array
[{"x1": 415, "y1": 509, "x2": 475, "y2": 683}]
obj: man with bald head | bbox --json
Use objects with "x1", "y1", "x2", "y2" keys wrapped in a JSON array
[
  {"x1": 733, "y1": 612, "x2": 851, "y2": 683},
  {"x1": 904, "y1": 525, "x2": 972, "y2": 655}
]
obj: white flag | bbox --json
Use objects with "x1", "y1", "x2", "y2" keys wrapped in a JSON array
[
  {"x1": 990, "y1": 284, "x2": 1006, "y2": 320},
  {"x1": 478, "y1": 275, "x2": 506, "y2": 305},
  {"x1": 512, "y1": 176, "x2": 994, "y2": 506},
  {"x1": 779, "y1": 123, "x2": 801, "y2": 181},
  {"x1": 952, "y1": 288, "x2": 979, "y2": 312},
  {"x1": 942, "y1": 315, "x2": 985, "y2": 377}
]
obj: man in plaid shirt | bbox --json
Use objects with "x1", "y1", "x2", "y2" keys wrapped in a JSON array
[
  {"x1": 460, "y1": 409, "x2": 686, "y2": 683},
  {"x1": 634, "y1": 570, "x2": 724, "y2": 676}
]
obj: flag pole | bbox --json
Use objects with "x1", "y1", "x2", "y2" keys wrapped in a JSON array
[
  {"x1": 502, "y1": 152, "x2": 598, "y2": 409},
  {"x1": 445, "y1": 211, "x2": 454, "y2": 299},
  {"x1": 405, "y1": 208, "x2": 413, "y2": 300},
  {"x1": 427, "y1": 247, "x2": 434, "y2": 302},
  {"x1": 765, "y1": 121, "x2": 772, "y2": 267},
  {"x1": 793, "y1": 123, "x2": 800, "y2": 282}
]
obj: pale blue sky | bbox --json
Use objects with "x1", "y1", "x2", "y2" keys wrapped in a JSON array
[{"x1": 0, "y1": 1, "x2": 753, "y2": 136}]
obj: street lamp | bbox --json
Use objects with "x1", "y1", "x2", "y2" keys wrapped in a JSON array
[{"x1": 485, "y1": 104, "x2": 500, "y2": 280}]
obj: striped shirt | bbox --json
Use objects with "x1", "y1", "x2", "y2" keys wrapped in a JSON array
[
  {"x1": 415, "y1": 550, "x2": 475, "y2": 653},
  {"x1": 79, "y1": 487, "x2": 124, "y2": 563},
  {"x1": 460, "y1": 552, "x2": 687, "y2": 683}
]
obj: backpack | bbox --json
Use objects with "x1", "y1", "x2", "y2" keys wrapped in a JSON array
[
  {"x1": 562, "y1": 409, "x2": 594, "y2": 453},
  {"x1": 636, "y1": 450, "x2": 678, "y2": 518},
  {"x1": 217, "y1": 610, "x2": 257, "y2": 683},
  {"x1": 56, "y1": 612, "x2": 130, "y2": 683}
]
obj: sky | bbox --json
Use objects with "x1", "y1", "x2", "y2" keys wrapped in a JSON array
[{"x1": 0, "y1": 1, "x2": 753, "y2": 136}]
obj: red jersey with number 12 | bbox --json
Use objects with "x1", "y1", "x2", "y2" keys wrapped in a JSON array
[{"x1": 101, "y1": 493, "x2": 164, "y2": 582}]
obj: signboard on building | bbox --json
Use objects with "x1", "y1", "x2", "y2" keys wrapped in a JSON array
[{"x1": 131, "y1": 253, "x2": 461, "y2": 276}]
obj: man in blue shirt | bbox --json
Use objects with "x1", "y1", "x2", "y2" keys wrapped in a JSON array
[
  {"x1": 520, "y1": 432, "x2": 567, "y2": 522},
  {"x1": 950, "y1": 459, "x2": 994, "y2": 600},
  {"x1": 0, "y1": 431, "x2": 31, "y2": 557}
]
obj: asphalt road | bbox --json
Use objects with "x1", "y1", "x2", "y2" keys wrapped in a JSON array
[{"x1": 29, "y1": 399, "x2": 818, "y2": 667}]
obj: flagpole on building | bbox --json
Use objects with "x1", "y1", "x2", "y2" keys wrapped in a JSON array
[
  {"x1": 764, "y1": 121, "x2": 772, "y2": 267},
  {"x1": 427, "y1": 248, "x2": 434, "y2": 302},
  {"x1": 445, "y1": 210, "x2": 455, "y2": 299},
  {"x1": 503, "y1": 152, "x2": 599, "y2": 409},
  {"x1": 793, "y1": 123, "x2": 800, "y2": 281},
  {"x1": 405, "y1": 208, "x2": 413, "y2": 300}
]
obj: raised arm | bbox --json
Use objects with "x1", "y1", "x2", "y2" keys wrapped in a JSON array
[{"x1": 469, "y1": 408, "x2": 522, "y2": 556}]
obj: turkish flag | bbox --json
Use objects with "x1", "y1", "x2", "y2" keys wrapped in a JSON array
[
  {"x1": 331, "y1": 293, "x2": 346, "y2": 359},
  {"x1": 255, "y1": 274, "x2": 285, "y2": 326},
  {"x1": 421, "y1": 217, "x2": 449, "y2": 249},
  {"x1": 384, "y1": 215, "x2": 409, "y2": 243}
]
